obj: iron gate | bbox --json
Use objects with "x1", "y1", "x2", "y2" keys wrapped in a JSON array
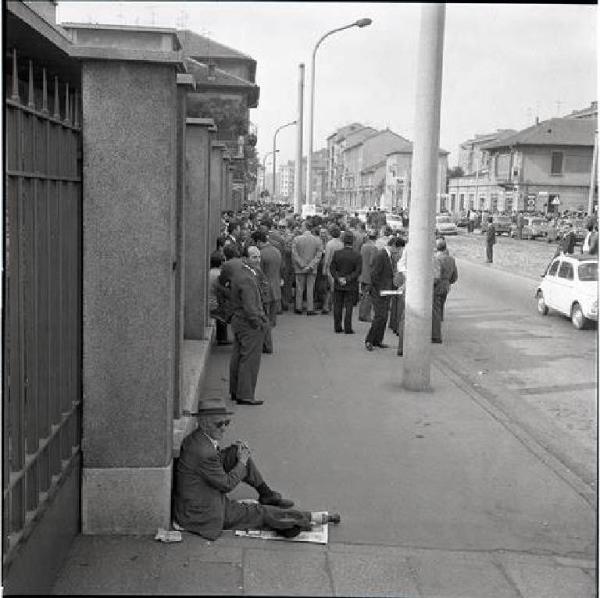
[{"x1": 4, "y1": 49, "x2": 82, "y2": 569}]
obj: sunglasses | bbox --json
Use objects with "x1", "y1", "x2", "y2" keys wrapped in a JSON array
[{"x1": 215, "y1": 420, "x2": 230, "y2": 429}]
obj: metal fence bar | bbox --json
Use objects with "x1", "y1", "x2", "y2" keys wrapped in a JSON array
[{"x1": 4, "y1": 53, "x2": 82, "y2": 565}]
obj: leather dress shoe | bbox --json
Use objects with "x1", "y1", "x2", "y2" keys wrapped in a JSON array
[
  {"x1": 374, "y1": 343, "x2": 389, "y2": 349},
  {"x1": 365, "y1": 342, "x2": 374, "y2": 351},
  {"x1": 335, "y1": 328, "x2": 343, "y2": 333},
  {"x1": 306, "y1": 311, "x2": 317, "y2": 316},
  {"x1": 259, "y1": 491, "x2": 295, "y2": 509},
  {"x1": 321, "y1": 310, "x2": 330, "y2": 315},
  {"x1": 294, "y1": 309, "x2": 303, "y2": 314},
  {"x1": 217, "y1": 340, "x2": 232, "y2": 346},
  {"x1": 236, "y1": 398, "x2": 264, "y2": 405},
  {"x1": 358, "y1": 317, "x2": 372, "y2": 322},
  {"x1": 344, "y1": 330, "x2": 355, "y2": 334},
  {"x1": 431, "y1": 338, "x2": 442, "y2": 344}
]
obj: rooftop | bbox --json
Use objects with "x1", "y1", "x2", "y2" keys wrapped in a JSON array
[
  {"x1": 483, "y1": 117, "x2": 597, "y2": 150},
  {"x1": 177, "y1": 29, "x2": 256, "y2": 81}
]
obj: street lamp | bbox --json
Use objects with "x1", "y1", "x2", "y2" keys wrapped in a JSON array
[
  {"x1": 306, "y1": 18, "x2": 372, "y2": 207},
  {"x1": 272, "y1": 120, "x2": 297, "y2": 203},
  {"x1": 262, "y1": 150, "x2": 279, "y2": 200}
]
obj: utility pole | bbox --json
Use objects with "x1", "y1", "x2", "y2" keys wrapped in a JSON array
[
  {"x1": 294, "y1": 63, "x2": 305, "y2": 214},
  {"x1": 588, "y1": 130, "x2": 598, "y2": 216},
  {"x1": 401, "y1": 3, "x2": 446, "y2": 391}
]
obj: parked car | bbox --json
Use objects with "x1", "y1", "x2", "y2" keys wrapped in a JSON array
[
  {"x1": 386, "y1": 213, "x2": 404, "y2": 231},
  {"x1": 454, "y1": 212, "x2": 469, "y2": 227},
  {"x1": 535, "y1": 254, "x2": 598, "y2": 329},
  {"x1": 435, "y1": 215, "x2": 458, "y2": 236},
  {"x1": 549, "y1": 218, "x2": 587, "y2": 244},
  {"x1": 511, "y1": 216, "x2": 548, "y2": 239},
  {"x1": 481, "y1": 214, "x2": 513, "y2": 236}
]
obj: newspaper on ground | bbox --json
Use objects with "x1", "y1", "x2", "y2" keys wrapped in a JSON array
[
  {"x1": 154, "y1": 528, "x2": 183, "y2": 543},
  {"x1": 234, "y1": 501, "x2": 329, "y2": 544}
]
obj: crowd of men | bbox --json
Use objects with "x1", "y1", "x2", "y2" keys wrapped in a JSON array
[{"x1": 207, "y1": 203, "x2": 460, "y2": 405}]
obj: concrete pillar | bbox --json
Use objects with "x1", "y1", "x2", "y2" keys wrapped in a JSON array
[
  {"x1": 222, "y1": 152, "x2": 231, "y2": 212},
  {"x1": 211, "y1": 142, "x2": 226, "y2": 237},
  {"x1": 228, "y1": 165, "x2": 235, "y2": 212},
  {"x1": 174, "y1": 73, "x2": 196, "y2": 417},
  {"x1": 184, "y1": 118, "x2": 215, "y2": 341},
  {"x1": 401, "y1": 4, "x2": 446, "y2": 391},
  {"x1": 70, "y1": 25, "x2": 183, "y2": 533}
]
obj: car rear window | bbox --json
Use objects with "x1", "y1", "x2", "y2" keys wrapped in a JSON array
[
  {"x1": 579, "y1": 262, "x2": 598, "y2": 281},
  {"x1": 437, "y1": 217, "x2": 451, "y2": 223},
  {"x1": 495, "y1": 216, "x2": 511, "y2": 223},
  {"x1": 548, "y1": 260, "x2": 560, "y2": 276},
  {"x1": 557, "y1": 261, "x2": 574, "y2": 280}
]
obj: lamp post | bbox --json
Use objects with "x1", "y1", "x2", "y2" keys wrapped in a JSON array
[
  {"x1": 272, "y1": 120, "x2": 296, "y2": 204},
  {"x1": 306, "y1": 18, "x2": 372, "y2": 208},
  {"x1": 262, "y1": 150, "x2": 279, "y2": 200}
]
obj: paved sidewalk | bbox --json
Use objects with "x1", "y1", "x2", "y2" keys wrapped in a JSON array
[
  {"x1": 52, "y1": 531, "x2": 595, "y2": 596},
  {"x1": 52, "y1": 308, "x2": 596, "y2": 596}
]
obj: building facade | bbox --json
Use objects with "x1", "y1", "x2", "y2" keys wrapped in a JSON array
[
  {"x1": 457, "y1": 129, "x2": 517, "y2": 175},
  {"x1": 448, "y1": 116, "x2": 597, "y2": 215},
  {"x1": 384, "y1": 150, "x2": 449, "y2": 213}
]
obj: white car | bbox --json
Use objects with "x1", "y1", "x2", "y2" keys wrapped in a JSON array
[
  {"x1": 435, "y1": 215, "x2": 458, "y2": 236},
  {"x1": 386, "y1": 214, "x2": 404, "y2": 231},
  {"x1": 536, "y1": 254, "x2": 598, "y2": 329}
]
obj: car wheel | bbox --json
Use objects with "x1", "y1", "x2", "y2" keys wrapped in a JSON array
[
  {"x1": 536, "y1": 291, "x2": 549, "y2": 315},
  {"x1": 571, "y1": 303, "x2": 588, "y2": 330}
]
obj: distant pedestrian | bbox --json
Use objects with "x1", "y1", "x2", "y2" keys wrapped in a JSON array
[
  {"x1": 516, "y1": 211, "x2": 524, "y2": 240},
  {"x1": 209, "y1": 251, "x2": 231, "y2": 346},
  {"x1": 254, "y1": 231, "x2": 282, "y2": 351},
  {"x1": 485, "y1": 218, "x2": 496, "y2": 263},
  {"x1": 329, "y1": 231, "x2": 362, "y2": 334},
  {"x1": 291, "y1": 222, "x2": 323, "y2": 315},
  {"x1": 431, "y1": 238, "x2": 458, "y2": 344},
  {"x1": 322, "y1": 226, "x2": 344, "y2": 315},
  {"x1": 582, "y1": 222, "x2": 599, "y2": 255}
]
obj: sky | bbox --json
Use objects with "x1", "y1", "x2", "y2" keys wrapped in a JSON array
[{"x1": 56, "y1": 2, "x2": 598, "y2": 167}]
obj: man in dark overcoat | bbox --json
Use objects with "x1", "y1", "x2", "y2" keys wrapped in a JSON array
[
  {"x1": 364, "y1": 238, "x2": 396, "y2": 351},
  {"x1": 329, "y1": 231, "x2": 362, "y2": 334}
]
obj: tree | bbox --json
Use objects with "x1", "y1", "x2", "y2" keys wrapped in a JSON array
[{"x1": 447, "y1": 166, "x2": 464, "y2": 179}]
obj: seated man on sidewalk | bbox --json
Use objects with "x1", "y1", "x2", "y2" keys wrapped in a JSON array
[{"x1": 173, "y1": 399, "x2": 319, "y2": 540}]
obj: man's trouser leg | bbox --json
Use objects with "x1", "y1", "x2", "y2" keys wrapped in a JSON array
[
  {"x1": 267, "y1": 300, "x2": 277, "y2": 327},
  {"x1": 262, "y1": 311, "x2": 273, "y2": 354},
  {"x1": 229, "y1": 328, "x2": 241, "y2": 398},
  {"x1": 305, "y1": 273, "x2": 316, "y2": 311},
  {"x1": 216, "y1": 319, "x2": 229, "y2": 343},
  {"x1": 231, "y1": 316, "x2": 264, "y2": 401},
  {"x1": 343, "y1": 291, "x2": 354, "y2": 332},
  {"x1": 431, "y1": 293, "x2": 445, "y2": 342},
  {"x1": 295, "y1": 273, "x2": 306, "y2": 311},
  {"x1": 358, "y1": 283, "x2": 372, "y2": 321},
  {"x1": 396, "y1": 295, "x2": 406, "y2": 355},
  {"x1": 366, "y1": 293, "x2": 389, "y2": 345},
  {"x1": 333, "y1": 289, "x2": 343, "y2": 331},
  {"x1": 486, "y1": 244, "x2": 493, "y2": 262}
]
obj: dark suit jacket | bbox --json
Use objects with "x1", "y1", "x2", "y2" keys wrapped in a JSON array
[
  {"x1": 173, "y1": 431, "x2": 247, "y2": 540},
  {"x1": 329, "y1": 246, "x2": 362, "y2": 292},
  {"x1": 260, "y1": 243, "x2": 282, "y2": 302},
  {"x1": 370, "y1": 248, "x2": 395, "y2": 294}
]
